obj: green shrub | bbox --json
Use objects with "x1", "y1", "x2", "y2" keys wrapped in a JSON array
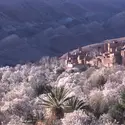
[{"x1": 108, "y1": 103, "x2": 125, "y2": 124}]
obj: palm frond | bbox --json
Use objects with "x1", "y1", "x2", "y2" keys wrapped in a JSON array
[
  {"x1": 65, "y1": 97, "x2": 87, "y2": 112},
  {"x1": 54, "y1": 87, "x2": 71, "y2": 101},
  {"x1": 41, "y1": 86, "x2": 72, "y2": 107},
  {"x1": 41, "y1": 98, "x2": 54, "y2": 108}
]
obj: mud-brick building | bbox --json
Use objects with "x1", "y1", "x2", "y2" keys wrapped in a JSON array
[
  {"x1": 87, "y1": 53, "x2": 114, "y2": 68},
  {"x1": 103, "y1": 40, "x2": 123, "y2": 53},
  {"x1": 64, "y1": 40, "x2": 125, "y2": 68}
]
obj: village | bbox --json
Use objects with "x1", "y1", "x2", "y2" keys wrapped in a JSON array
[{"x1": 65, "y1": 40, "x2": 125, "y2": 68}]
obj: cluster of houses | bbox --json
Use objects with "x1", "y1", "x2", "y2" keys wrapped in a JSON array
[{"x1": 65, "y1": 40, "x2": 125, "y2": 68}]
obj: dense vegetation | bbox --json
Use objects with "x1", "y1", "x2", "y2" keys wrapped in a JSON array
[{"x1": 0, "y1": 57, "x2": 125, "y2": 125}]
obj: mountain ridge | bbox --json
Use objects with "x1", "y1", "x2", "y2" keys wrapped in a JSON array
[
  {"x1": 0, "y1": 0, "x2": 125, "y2": 65},
  {"x1": 61, "y1": 36, "x2": 125, "y2": 59}
]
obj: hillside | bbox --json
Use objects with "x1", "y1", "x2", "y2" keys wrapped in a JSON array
[
  {"x1": 1, "y1": 0, "x2": 125, "y2": 125},
  {"x1": 0, "y1": 0, "x2": 125, "y2": 65},
  {"x1": 0, "y1": 57, "x2": 125, "y2": 125}
]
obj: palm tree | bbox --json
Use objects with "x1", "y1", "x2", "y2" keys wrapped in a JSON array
[
  {"x1": 40, "y1": 87, "x2": 72, "y2": 120},
  {"x1": 65, "y1": 97, "x2": 91, "y2": 113}
]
